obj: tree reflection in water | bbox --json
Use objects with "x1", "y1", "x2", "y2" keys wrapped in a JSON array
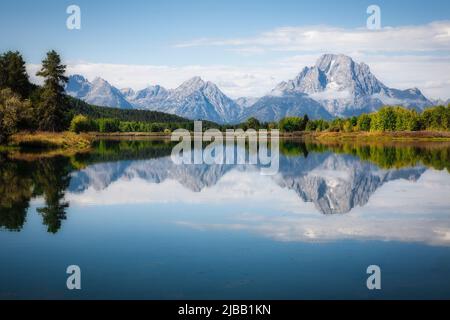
[
  {"x1": 1, "y1": 139, "x2": 449, "y2": 233},
  {"x1": 0, "y1": 154, "x2": 71, "y2": 233}
]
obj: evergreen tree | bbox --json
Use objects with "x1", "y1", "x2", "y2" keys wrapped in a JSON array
[
  {"x1": 0, "y1": 51, "x2": 31, "y2": 97},
  {"x1": 300, "y1": 114, "x2": 310, "y2": 131},
  {"x1": 245, "y1": 117, "x2": 261, "y2": 130},
  {"x1": 36, "y1": 51, "x2": 69, "y2": 131}
]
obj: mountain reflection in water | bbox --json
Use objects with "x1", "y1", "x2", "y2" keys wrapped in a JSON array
[{"x1": 1, "y1": 139, "x2": 450, "y2": 243}]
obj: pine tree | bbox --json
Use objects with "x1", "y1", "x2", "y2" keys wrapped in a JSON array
[
  {"x1": 300, "y1": 114, "x2": 309, "y2": 131},
  {"x1": 36, "y1": 51, "x2": 69, "y2": 131},
  {"x1": 0, "y1": 51, "x2": 31, "y2": 97}
]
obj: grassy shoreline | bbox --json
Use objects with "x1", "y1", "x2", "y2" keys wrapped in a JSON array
[
  {"x1": 89, "y1": 130, "x2": 450, "y2": 140},
  {"x1": 306, "y1": 130, "x2": 450, "y2": 142},
  {"x1": 9, "y1": 131, "x2": 93, "y2": 150},
  {"x1": 4, "y1": 130, "x2": 450, "y2": 152}
]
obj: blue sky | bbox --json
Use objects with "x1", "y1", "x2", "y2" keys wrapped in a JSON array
[{"x1": 1, "y1": 0, "x2": 449, "y2": 98}]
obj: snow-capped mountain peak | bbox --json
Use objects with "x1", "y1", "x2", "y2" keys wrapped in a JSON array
[
  {"x1": 155, "y1": 76, "x2": 242, "y2": 123},
  {"x1": 120, "y1": 87, "x2": 135, "y2": 98},
  {"x1": 125, "y1": 85, "x2": 169, "y2": 109},
  {"x1": 235, "y1": 97, "x2": 259, "y2": 108},
  {"x1": 65, "y1": 74, "x2": 91, "y2": 97},
  {"x1": 266, "y1": 53, "x2": 431, "y2": 117},
  {"x1": 65, "y1": 54, "x2": 434, "y2": 123},
  {"x1": 91, "y1": 77, "x2": 108, "y2": 85},
  {"x1": 65, "y1": 75, "x2": 133, "y2": 109},
  {"x1": 173, "y1": 77, "x2": 207, "y2": 95}
]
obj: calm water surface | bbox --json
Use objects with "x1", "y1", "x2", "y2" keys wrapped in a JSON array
[{"x1": 1, "y1": 139, "x2": 450, "y2": 299}]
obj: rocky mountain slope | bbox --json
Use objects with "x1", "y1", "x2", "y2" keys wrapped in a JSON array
[{"x1": 65, "y1": 54, "x2": 434, "y2": 123}]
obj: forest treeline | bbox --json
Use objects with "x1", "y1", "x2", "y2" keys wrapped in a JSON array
[
  {"x1": 1, "y1": 50, "x2": 449, "y2": 143},
  {"x1": 0, "y1": 50, "x2": 197, "y2": 143},
  {"x1": 275, "y1": 105, "x2": 450, "y2": 133}
]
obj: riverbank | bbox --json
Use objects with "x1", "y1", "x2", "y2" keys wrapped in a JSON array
[
  {"x1": 4, "y1": 130, "x2": 450, "y2": 152},
  {"x1": 9, "y1": 132, "x2": 93, "y2": 150},
  {"x1": 90, "y1": 130, "x2": 450, "y2": 141},
  {"x1": 305, "y1": 131, "x2": 450, "y2": 142},
  {"x1": 0, "y1": 132, "x2": 93, "y2": 162}
]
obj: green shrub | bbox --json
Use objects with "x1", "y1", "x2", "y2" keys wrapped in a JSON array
[
  {"x1": 0, "y1": 88, "x2": 33, "y2": 144},
  {"x1": 70, "y1": 114, "x2": 97, "y2": 133},
  {"x1": 97, "y1": 118, "x2": 120, "y2": 133},
  {"x1": 357, "y1": 114, "x2": 372, "y2": 131},
  {"x1": 279, "y1": 117, "x2": 304, "y2": 132}
]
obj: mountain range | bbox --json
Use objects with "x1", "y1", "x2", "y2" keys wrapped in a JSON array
[{"x1": 65, "y1": 54, "x2": 434, "y2": 123}]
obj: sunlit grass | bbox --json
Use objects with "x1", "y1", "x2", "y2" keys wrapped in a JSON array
[{"x1": 10, "y1": 131, "x2": 93, "y2": 150}]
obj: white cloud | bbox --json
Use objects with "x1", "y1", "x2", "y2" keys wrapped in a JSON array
[
  {"x1": 174, "y1": 21, "x2": 450, "y2": 99},
  {"x1": 27, "y1": 54, "x2": 450, "y2": 99},
  {"x1": 26, "y1": 21, "x2": 450, "y2": 99},
  {"x1": 181, "y1": 212, "x2": 450, "y2": 246},
  {"x1": 175, "y1": 21, "x2": 450, "y2": 53},
  {"x1": 27, "y1": 62, "x2": 292, "y2": 98}
]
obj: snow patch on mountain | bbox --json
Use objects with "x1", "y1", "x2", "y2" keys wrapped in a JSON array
[
  {"x1": 66, "y1": 54, "x2": 434, "y2": 123},
  {"x1": 262, "y1": 54, "x2": 432, "y2": 118},
  {"x1": 148, "y1": 77, "x2": 243, "y2": 124},
  {"x1": 235, "y1": 97, "x2": 259, "y2": 108},
  {"x1": 66, "y1": 75, "x2": 133, "y2": 109}
]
